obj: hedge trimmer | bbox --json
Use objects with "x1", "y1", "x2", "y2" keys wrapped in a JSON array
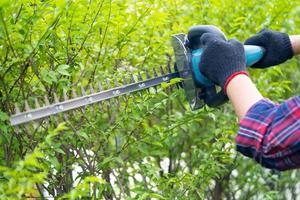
[{"x1": 9, "y1": 25, "x2": 265, "y2": 126}]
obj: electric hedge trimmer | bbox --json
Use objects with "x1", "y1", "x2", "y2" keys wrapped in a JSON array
[{"x1": 9, "y1": 25, "x2": 265, "y2": 126}]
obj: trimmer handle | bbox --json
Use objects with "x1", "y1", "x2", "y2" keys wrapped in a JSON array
[
  {"x1": 187, "y1": 25, "x2": 265, "y2": 108},
  {"x1": 187, "y1": 25, "x2": 227, "y2": 49},
  {"x1": 192, "y1": 45, "x2": 265, "y2": 86}
]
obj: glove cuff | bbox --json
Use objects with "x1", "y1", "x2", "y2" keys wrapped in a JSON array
[
  {"x1": 282, "y1": 33, "x2": 294, "y2": 59},
  {"x1": 224, "y1": 71, "x2": 249, "y2": 93}
]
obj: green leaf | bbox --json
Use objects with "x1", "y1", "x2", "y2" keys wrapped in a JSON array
[
  {"x1": 54, "y1": 148, "x2": 66, "y2": 155},
  {"x1": 101, "y1": 156, "x2": 114, "y2": 166},
  {"x1": 0, "y1": 0, "x2": 9, "y2": 8},
  {"x1": 57, "y1": 64, "x2": 70, "y2": 76},
  {"x1": 85, "y1": 176, "x2": 106, "y2": 184},
  {"x1": 50, "y1": 157, "x2": 61, "y2": 170},
  {"x1": 0, "y1": 111, "x2": 8, "y2": 121},
  {"x1": 78, "y1": 131, "x2": 89, "y2": 140},
  {"x1": 170, "y1": 77, "x2": 183, "y2": 85},
  {"x1": 150, "y1": 193, "x2": 165, "y2": 199},
  {"x1": 55, "y1": 122, "x2": 68, "y2": 133},
  {"x1": 41, "y1": 68, "x2": 57, "y2": 84}
]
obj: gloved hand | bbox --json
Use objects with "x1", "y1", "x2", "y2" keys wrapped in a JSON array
[
  {"x1": 199, "y1": 33, "x2": 247, "y2": 91},
  {"x1": 244, "y1": 29, "x2": 293, "y2": 68}
]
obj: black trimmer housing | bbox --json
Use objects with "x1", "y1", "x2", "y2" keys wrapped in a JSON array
[{"x1": 171, "y1": 25, "x2": 229, "y2": 110}]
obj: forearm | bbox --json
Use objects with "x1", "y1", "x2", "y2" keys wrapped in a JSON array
[
  {"x1": 226, "y1": 74, "x2": 263, "y2": 120},
  {"x1": 290, "y1": 35, "x2": 300, "y2": 55}
]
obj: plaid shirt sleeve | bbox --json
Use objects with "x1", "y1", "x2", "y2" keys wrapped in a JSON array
[{"x1": 236, "y1": 96, "x2": 300, "y2": 171}]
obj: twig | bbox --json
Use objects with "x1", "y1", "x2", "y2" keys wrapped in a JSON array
[
  {"x1": 90, "y1": 0, "x2": 112, "y2": 84},
  {"x1": 70, "y1": 0, "x2": 105, "y2": 62},
  {"x1": 0, "y1": 10, "x2": 17, "y2": 57}
]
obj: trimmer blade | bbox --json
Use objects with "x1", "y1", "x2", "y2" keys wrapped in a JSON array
[
  {"x1": 10, "y1": 70, "x2": 179, "y2": 126},
  {"x1": 171, "y1": 34, "x2": 204, "y2": 110}
]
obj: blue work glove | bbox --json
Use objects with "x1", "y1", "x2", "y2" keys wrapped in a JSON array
[
  {"x1": 199, "y1": 33, "x2": 247, "y2": 91},
  {"x1": 245, "y1": 29, "x2": 293, "y2": 68}
]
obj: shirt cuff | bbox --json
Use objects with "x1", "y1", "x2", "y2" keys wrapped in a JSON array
[
  {"x1": 236, "y1": 98, "x2": 282, "y2": 169},
  {"x1": 238, "y1": 98, "x2": 276, "y2": 124}
]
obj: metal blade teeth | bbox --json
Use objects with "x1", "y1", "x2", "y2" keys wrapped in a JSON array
[
  {"x1": 63, "y1": 89, "x2": 69, "y2": 120},
  {"x1": 105, "y1": 78, "x2": 112, "y2": 109},
  {"x1": 153, "y1": 68, "x2": 158, "y2": 77},
  {"x1": 138, "y1": 72, "x2": 143, "y2": 82},
  {"x1": 122, "y1": 77, "x2": 127, "y2": 85},
  {"x1": 143, "y1": 70, "x2": 151, "y2": 93},
  {"x1": 166, "y1": 53, "x2": 172, "y2": 73},
  {"x1": 167, "y1": 63, "x2": 172, "y2": 73},
  {"x1": 89, "y1": 84, "x2": 94, "y2": 93},
  {"x1": 130, "y1": 74, "x2": 135, "y2": 83},
  {"x1": 44, "y1": 95, "x2": 50, "y2": 105},
  {"x1": 24, "y1": 100, "x2": 33, "y2": 130},
  {"x1": 70, "y1": 88, "x2": 80, "y2": 117},
  {"x1": 114, "y1": 79, "x2": 120, "y2": 110},
  {"x1": 72, "y1": 88, "x2": 77, "y2": 98},
  {"x1": 32, "y1": 98, "x2": 42, "y2": 128},
  {"x1": 122, "y1": 77, "x2": 129, "y2": 101},
  {"x1": 88, "y1": 84, "x2": 95, "y2": 115},
  {"x1": 160, "y1": 66, "x2": 165, "y2": 75},
  {"x1": 106, "y1": 78, "x2": 111, "y2": 89},
  {"x1": 34, "y1": 99, "x2": 41, "y2": 128},
  {"x1": 138, "y1": 72, "x2": 145, "y2": 97},
  {"x1": 97, "y1": 81, "x2": 104, "y2": 110},
  {"x1": 63, "y1": 89, "x2": 68, "y2": 101},
  {"x1": 152, "y1": 68, "x2": 158, "y2": 92},
  {"x1": 98, "y1": 81, "x2": 103, "y2": 91},
  {"x1": 10, "y1": 64, "x2": 178, "y2": 126},
  {"x1": 54, "y1": 93, "x2": 59, "y2": 103},
  {"x1": 43, "y1": 95, "x2": 50, "y2": 125},
  {"x1": 34, "y1": 98, "x2": 40, "y2": 108},
  {"x1": 80, "y1": 86, "x2": 86, "y2": 113},
  {"x1": 114, "y1": 79, "x2": 119, "y2": 87},
  {"x1": 97, "y1": 81, "x2": 104, "y2": 111},
  {"x1": 145, "y1": 69, "x2": 151, "y2": 79},
  {"x1": 24, "y1": 99, "x2": 30, "y2": 112},
  {"x1": 15, "y1": 103, "x2": 20, "y2": 114},
  {"x1": 53, "y1": 93, "x2": 60, "y2": 125},
  {"x1": 81, "y1": 85, "x2": 86, "y2": 96}
]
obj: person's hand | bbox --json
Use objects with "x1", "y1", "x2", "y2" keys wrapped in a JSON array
[
  {"x1": 244, "y1": 29, "x2": 293, "y2": 68},
  {"x1": 199, "y1": 33, "x2": 247, "y2": 92}
]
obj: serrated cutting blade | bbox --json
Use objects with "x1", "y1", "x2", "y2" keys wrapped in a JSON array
[{"x1": 10, "y1": 72, "x2": 180, "y2": 126}]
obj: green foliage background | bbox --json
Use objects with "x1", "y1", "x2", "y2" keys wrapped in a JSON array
[{"x1": 0, "y1": 0, "x2": 300, "y2": 199}]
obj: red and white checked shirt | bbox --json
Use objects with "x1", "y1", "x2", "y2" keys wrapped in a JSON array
[{"x1": 236, "y1": 96, "x2": 300, "y2": 171}]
